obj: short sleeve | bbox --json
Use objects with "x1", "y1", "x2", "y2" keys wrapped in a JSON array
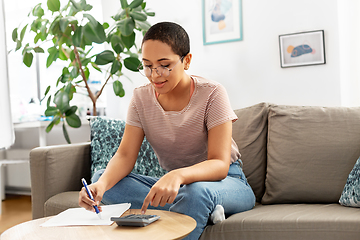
[
  {"x1": 205, "y1": 84, "x2": 238, "y2": 130},
  {"x1": 126, "y1": 93, "x2": 143, "y2": 129}
]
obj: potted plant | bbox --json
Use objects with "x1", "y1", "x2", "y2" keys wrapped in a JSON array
[{"x1": 11, "y1": 0, "x2": 154, "y2": 143}]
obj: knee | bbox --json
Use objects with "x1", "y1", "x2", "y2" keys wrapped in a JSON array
[
  {"x1": 178, "y1": 182, "x2": 214, "y2": 202},
  {"x1": 91, "y1": 169, "x2": 105, "y2": 183}
]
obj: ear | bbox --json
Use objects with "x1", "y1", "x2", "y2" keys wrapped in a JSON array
[{"x1": 183, "y1": 53, "x2": 192, "y2": 70}]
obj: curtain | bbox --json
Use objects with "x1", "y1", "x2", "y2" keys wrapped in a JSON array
[{"x1": 0, "y1": 0, "x2": 15, "y2": 149}]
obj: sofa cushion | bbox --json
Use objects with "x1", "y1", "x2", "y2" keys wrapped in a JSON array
[
  {"x1": 233, "y1": 102, "x2": 269, "y2": 202},
  {"x1": 262, "y1": 105, "x2": 360, "y2": 204},
  {"x1": 44, "y1": 191, "x2": 80, "y2": 217},
  {"x1": 200, "y1": 203, "x2": 360, "y2": 240},
  {"x1": 339, "y1": 156, "x2": 360, "y2": 207},
  {"x1": 90, "y1": 117, "x2": 167, "y2": 179}
]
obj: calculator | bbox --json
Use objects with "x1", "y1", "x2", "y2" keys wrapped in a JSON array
[{"x1": 111, "y1": 214, "x2": 161, "y2": 227}]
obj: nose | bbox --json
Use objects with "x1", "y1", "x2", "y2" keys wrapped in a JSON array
[{"x1": 151, "y1": 67, "x2": 161, "y2": 78}]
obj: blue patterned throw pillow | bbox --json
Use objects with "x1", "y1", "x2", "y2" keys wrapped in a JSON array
[
  {"x1": 90, "y1": 117, "x2": 167, "y2": 179},
  {"x1": 339, "y1": 156, "x2": 360, "y2": 207}
]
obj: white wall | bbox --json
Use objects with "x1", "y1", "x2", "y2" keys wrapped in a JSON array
[
  {"x1": 338, "y1": 0, "x2": 360, "y2": 107},
  {"x1": 102, "y1": 0, "x2": 360, "y2": 120}
]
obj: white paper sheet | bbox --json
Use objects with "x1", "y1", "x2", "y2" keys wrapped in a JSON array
[{"x1": 40, "y1": 203, "x2": 131, "y2": 227}]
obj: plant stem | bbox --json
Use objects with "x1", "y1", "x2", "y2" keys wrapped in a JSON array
[{"x1": 73, "y1": 45, "x2": 98, "y2": 116}]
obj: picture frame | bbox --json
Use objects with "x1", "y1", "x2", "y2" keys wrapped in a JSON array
[
  {"x1": 279, "y1": 30, "x2": 326, "y2": 68},
  {"x1": 202, "y1": 0, "x2": 243, "y2": 45}
]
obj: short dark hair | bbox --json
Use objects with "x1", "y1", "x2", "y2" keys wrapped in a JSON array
[{"x1": 142, "y1": 22, "x2": 190, "y2": 58}]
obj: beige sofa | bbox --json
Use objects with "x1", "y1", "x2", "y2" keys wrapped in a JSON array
[{"x1": 30, "y1": 102, "x2": 360, "y2": 239}]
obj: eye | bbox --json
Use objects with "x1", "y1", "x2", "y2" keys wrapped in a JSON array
[{"x1": 161, "y1": 64, "x2": 170, "y2": 68}]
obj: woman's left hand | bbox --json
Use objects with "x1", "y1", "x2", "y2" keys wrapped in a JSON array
[{"x1": 141, "y1": 170, "x2": 183, "y2": 214}]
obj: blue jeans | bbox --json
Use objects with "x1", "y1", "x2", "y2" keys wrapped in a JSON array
[{"x1": 92, "y1": 160, "x2": 255, "y2": 240}]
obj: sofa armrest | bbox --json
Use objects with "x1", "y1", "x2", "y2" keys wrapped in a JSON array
[{"x1": 29, "y1": 142, "x2": 91, "y2": 219}]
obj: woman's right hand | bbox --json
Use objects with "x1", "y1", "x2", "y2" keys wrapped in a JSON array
[{"x1": 78, "y1": 182, "x2": 106, "y2": 212}]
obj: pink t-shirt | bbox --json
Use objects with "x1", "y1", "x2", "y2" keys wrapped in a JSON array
[{"x1": 126, "y1": 75, "x2": 241, "y2": 171}]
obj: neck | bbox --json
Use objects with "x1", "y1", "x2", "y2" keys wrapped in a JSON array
[{"x1": 158, "y1": 74, "x2": 192, "y2": 99}]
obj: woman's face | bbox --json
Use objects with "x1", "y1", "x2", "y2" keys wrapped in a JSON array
[{"x1": 141, "y1": 40, "x2": 187, "y2": 95}]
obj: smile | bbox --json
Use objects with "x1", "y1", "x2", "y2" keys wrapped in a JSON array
[{"x1": 153, "y1": 80, "x2": 167, "y2": 88}]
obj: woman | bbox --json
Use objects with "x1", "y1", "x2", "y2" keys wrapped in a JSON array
[{"x1": 79, "y1": 21, "x2": 255, "y2": 239}]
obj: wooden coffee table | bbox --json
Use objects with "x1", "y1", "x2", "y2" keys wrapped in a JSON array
[{"x1": 0, "y1": 209, "x2": 196, "y2": 240}]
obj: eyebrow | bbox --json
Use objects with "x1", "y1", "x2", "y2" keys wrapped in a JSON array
[{"x1": 142, "y1": 58, "x2": 171, "y2": 62}]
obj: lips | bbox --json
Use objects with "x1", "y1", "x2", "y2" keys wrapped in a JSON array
[{"x1": 153, "y1": 80, "x2": 167, "y2": 88}]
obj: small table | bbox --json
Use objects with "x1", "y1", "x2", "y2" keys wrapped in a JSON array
[{"x1": 0, "y1": 209, "x2": 197, "y2": 240}]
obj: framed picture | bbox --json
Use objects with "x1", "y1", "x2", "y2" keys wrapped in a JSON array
[
  {"x1": 202, "y1": 0, "x2": 243, "y2": 45},
  {"x1": 279, "y1": 30, "x2": 326, "y2": 68}
]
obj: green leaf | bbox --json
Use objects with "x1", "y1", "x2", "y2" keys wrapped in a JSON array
[
  {"x1": 69, "y1": 0, "x2": 81, "y2": 10},
  {"x1": 49, "y1": 18, "x2": 60, "y2": 35},
  {"x1": 91, "y1": 62, "x2": 101, "y2": 72},
  {"x1": 103, "y1": 22, "x2": 109, "y2": 29},
  {"x1": 45, "y1": 106, "x2": 58, "y2": 116},
  {"x1": 46, "y1": 47, "x2": 59, "y2": 68},
  {"x1": 12, "y1": 28, "x2": 18, "y2": 42},
  {"x1": 135, "y1": 20, "x2": 151, "y2": 31},
  {"x1": 47, "y1": 0, "x2": 60, "y2": 12},
  {"x1": 15, "y1": 40, "x2": 21, "y2": 51},
  {"x1": 83, "y1": 13, "x2": 97, "y2": 27},
  {"x1": 44, "y1": 86, "x2": 51, "y2": 96},
  {"x1": 53, "y1": 90, "x2": 70, "y2": 113},
  {"x1": 65, "y1": 106, "x2": 78, "y2": 116},
  {"x1": 83, "y1": 21, "x2": 106, "y2": 44},
  {"x1": 124, "y1": 57, "x2": 140, "y2": 71},
  {"x1": 20, "y1": 24, "x2": 28, "y2": 42},
  {"x1": 72, "y1": 26, "x2": 82, "y2": 47},
  {"x1": 110, "y1": 35, "x2": 123, "y2": 54},
  {"x1": 129, "y1": 11, "x2": 147, "y2": 21},
  {"x1": 59, "y1": 18, "x2": 69, "y2": 32},
  {"x1": 110, "y1": 60, "x2": 121, "y2": 74},
  {"x1": 46, "y1": 115, "x2": 60, "y2": 133},
  {"x1": 66, "y1": 113, "x2": 81, "y2": 128},
  {"x1": 32, "y1": 4, "x2": 44, "y2": 18},
  {"x1": 23, "y1": 52, "x2": 33, "y2": 67},
  {"x1": 113, "y1": 80, "x2": 125, "y2": 97},
  {"x1": 59, "y1": 47, "x2": 68, "y2": 60},
  {"x1": 94, "y1": 50, "x2": 115, "y2": 65},
  {"x1": 145, "y1": 11, "x2": 155, "y2": 17},
  {"x1": 34, "y1": 33, "x2": 41, "y2": 43},
  {"x1": 121, "y1": 32, "x2": 135, "y2": 49},
  {"x1": 62, "y1": 123, "x2": 71, "y2": 144},
  {"x1": 46, "y1": 120, "x2": 55, "y2": 133},
  {"x1": 31, "y1": 19, "x2": 41, "y2": 32},
  {"x1": 113, "y1": 9, "x2": 126, "y2": 21},
  {"x1": 39, "y1": 20, "x2": 48, "y2": 40},
  {"x1": 128, "y1": 0, "x2": 143, "y2": 9},
  {"x1": 120, "y1": 0, "x2": 128, "y2": 8},
  {"x1": 80, "y1": 0, "x2": 93, "y2": 11},
  {"x1": 47, "y1": 96, "x2": 51, "y2": 107},
  {"x1": 118, "y1": 18, "x2": 135, "y2": 36},
  {"x1": 70, "y1": 66, "x2": 79, "y2": 79},
  {"x1": 34, "y1": 46, "x2": 45, "y2": 53},
  {"x1": 81, "y1": 58, "x2": 91, "y2": 67}
]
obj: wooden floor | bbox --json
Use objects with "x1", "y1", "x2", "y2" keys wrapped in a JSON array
[{"x1": 0, "y1": 195, "x2": 32, "y2": 234}]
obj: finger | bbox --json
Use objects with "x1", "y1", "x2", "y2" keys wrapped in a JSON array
[
  {"x1": 81, "y1": 187, "x2": 96, "y2": 205},
  {"x1": 159, "y1": 196, "x2": 168, "y2": 207},
  {"x1": 141, "y1": 193, "x2": 154, "y2": 214},
  {"x1": 167, "y1": 194, "x2": 176, "y2": 205},
  {"x1": 151, "y1": 194, "x2": 162, "y2": 208},
  {"x1": 79, "y1": 188, "x2": 96, "y2": 211}
]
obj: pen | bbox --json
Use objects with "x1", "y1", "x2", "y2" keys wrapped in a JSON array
[{"x1": 81, "y1": 178, "x2": 102, "y2": 219}]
